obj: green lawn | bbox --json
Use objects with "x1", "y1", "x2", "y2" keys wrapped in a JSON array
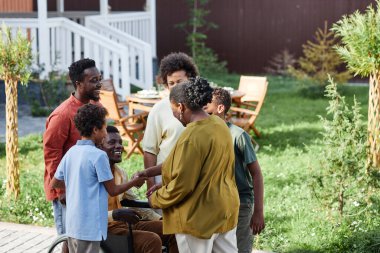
[{"x1": 1, "y1": 75, "x2": 378, "y2": 252}]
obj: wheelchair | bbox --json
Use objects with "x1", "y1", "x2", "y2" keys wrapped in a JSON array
[{"x1": 47, "y1": 199, "x2": 169, "y2": 253}]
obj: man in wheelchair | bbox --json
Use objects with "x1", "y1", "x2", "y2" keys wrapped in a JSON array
[{"x1": 101, "y1": 125, "x2": 178, "y2": 253}]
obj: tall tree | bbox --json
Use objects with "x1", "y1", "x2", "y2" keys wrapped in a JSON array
[
  {"x1": 176, "y1": 0, "x2": 227, "y2": 74},
  {"x1": 333, "y1": 0, "x2": 380, "y2": 169},
  {"x1": 0, "y1": 25, "x2": 32, "y2": 198}
]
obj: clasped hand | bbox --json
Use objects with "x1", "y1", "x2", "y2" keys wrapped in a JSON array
[
  {"x1": 131, "y1": 172, "x2": 147, "y2": 188},
  {"x1": 131, "y1": 171, "x2": 148, "y2": 188}
]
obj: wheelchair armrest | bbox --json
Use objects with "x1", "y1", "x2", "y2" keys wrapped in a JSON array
[{"x1": 120, "y1": 199, "x2": 151, "y2": 208}]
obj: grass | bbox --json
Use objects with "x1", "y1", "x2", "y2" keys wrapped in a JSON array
[{"x1": 0, "y1": 75, "x2": 378, "y2": 252}]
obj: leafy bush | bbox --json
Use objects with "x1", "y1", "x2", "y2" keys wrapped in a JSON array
[
  {"x1": 22, "y1": 71, "x2": 72, "y2": 117},
  {"x1": 310, "y1": 77, "x2": 367, "y2": 216}
]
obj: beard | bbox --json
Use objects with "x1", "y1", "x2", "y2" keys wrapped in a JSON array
[{"x1": 88, "y1": 91, "x2": 100, "y2": 101}]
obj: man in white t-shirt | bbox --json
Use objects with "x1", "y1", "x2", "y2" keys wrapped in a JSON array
[{"x1": 142, "y1": 52, "x2": 199, "y2": 190}]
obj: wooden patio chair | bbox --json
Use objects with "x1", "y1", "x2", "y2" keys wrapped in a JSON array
[
  {"x1": 229, "y1": 75, "x2": 268, "y2": 138},
  {"x1": 101, "y1": 79, "x2": 128, "y2": 115},
  {"x1": 99, "y1": 90, "x2": 148, "y2": 158},
  {"x1": 238, "y1": 76, "x2": 268, "y2": 103}
]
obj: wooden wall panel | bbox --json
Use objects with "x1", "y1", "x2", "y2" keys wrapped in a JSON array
[
  {"x1": 157, "y1": 0, "x2": 375, "y2": 73},
  {"x1": 0, "y1": 0, "x2": 33, "y2": 12},
  {"x1": 31, "y1": 0, "x2": 376, "y2": 73}
]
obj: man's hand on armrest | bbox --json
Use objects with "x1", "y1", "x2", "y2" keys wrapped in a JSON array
[{"x1": 112, "y1": 208, "x2": 141, "y2": 224}]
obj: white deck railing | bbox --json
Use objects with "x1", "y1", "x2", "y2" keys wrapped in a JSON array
[
  {"x1": 0, "y1": 17, "x2": 131, "y2": 96},
  {"x1": 0, "y1": 11, "x2": 99, "y2": 26},
  {"x1": 104, "y1": 12, "x2": 151, "y2": 44},
  {"x1": 97, "y1": 11, "x2": 156, "y2": 57},
  {"x1": 0, "y1": 4, "x2": 157, "y2": 97},
  {"x1": 86, "y1": 15, "x2": 153, "y2": 90}
]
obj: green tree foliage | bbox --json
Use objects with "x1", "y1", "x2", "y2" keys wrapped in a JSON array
[
  {"x1": 176, "y1": 0, "x2": 227, "y2": 74},
  {"x1": 0, "y1": 25, "x2": 32, "y2": 198},
  {"x1": 289, "y1": 22, "x2": 351, "y2": 86},
  {"x1": 311, "y1": 77, "x2": 367, "y2": 216},
  {"x1": 0, "y1": 26, "x2": 32, "y2": 84},
  {"x1": 333, "y1": 0, "x2": 380, "y2": 77},
  {"x1": 333, "y1": 1, "x2": 380, "y2": 170}
]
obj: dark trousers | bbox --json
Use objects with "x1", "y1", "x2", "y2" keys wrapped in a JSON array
[{"x1": 108, "y1": 220, "x2": 179, "y2": 253}]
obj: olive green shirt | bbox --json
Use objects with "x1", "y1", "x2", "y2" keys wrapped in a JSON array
[
  {"x1": 227, "y1": 122, "x2": 257, "y2": 205},
  {"x1": 150, "y1": 115, "x2": 239, "y2": 239}
]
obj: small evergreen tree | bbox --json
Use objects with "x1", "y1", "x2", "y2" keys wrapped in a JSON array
[
  {"x1": 0, "y1": 25, "x2": 32, "y2": 198},
  {"x1": 265, "y1": 49, "x2": 296, "y2": 76},
  {"x1": 311, "y1": 77, "x2": 367, "y2": 216},
  {"x1": 289, "y1": 22, "x2": 351, "y2": 86},
  {"x1": 176, "y1": 0, "x2": 227, "y2": 74}
]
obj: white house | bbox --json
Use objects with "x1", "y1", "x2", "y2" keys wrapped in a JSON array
[{"x1": 0, "y1": 0, "x2": 157, "y2": 97}]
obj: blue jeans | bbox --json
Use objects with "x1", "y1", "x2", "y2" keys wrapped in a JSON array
[{"x1": 52, "y1": 199, "x2": 66, "y2": 235}]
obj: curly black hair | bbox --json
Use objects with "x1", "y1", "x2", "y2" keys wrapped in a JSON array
[
  {"x1": 106, "y1": 125, "x2": 119, "y2": 134},
  {"x1": 68, "y1": 58, "x2": 96, "y2": 88},
  {"x1": 159, "y1": 52, "x2": 199, "y2": 86},
  {"x1": 212, "y1": 88, "x2": 232, "y2": 113},
  {"x1": 170, "y1": 77, "x2": 213, "y2": 111},
  {"x1": 74, "y1": 104, "x2": 108, "y2": 137}
]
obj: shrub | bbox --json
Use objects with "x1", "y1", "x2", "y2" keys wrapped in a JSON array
[
  {"x1": 22, "y1": 71, "x2": 72, "y2": 117},
  {"x1": 310, "y1": 76, "x2": 367, "y2": 216}
]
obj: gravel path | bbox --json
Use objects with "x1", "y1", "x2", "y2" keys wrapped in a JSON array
[{"x1": 0, "y1": 105, "x2": 46, "y2": 143}]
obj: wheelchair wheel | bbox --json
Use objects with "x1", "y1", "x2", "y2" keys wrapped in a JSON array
[
  {"x1": 47, "y1": 235, "x2": 69, "y2": 253},
  {"x1": 48, "y1": 235, "x2": 108, "y2": 253}
]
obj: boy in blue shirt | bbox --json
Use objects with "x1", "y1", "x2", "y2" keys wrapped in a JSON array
[
  {"x1": 50, "y1": 104, "x2": 146, "y2": 253},
  {"x1": 204, "y1": 88, "x2": 265, "y2": 253}
]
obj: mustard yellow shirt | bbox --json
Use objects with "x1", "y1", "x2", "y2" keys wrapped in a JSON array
[{"x1": 150, "y1": 115, "x2": 239, "y2": 239}]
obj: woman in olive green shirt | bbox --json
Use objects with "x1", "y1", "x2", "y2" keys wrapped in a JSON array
[{"x1": 136, "y1": 77, "x2": 239, "y2": 253}]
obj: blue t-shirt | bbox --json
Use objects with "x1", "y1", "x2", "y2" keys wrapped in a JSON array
[
  {"x1": 55, "y1": 140, "x2": 113, "y2": 241},
  {"x1": 227, "y1": 122, "x2": 257, "y2": 205}
]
